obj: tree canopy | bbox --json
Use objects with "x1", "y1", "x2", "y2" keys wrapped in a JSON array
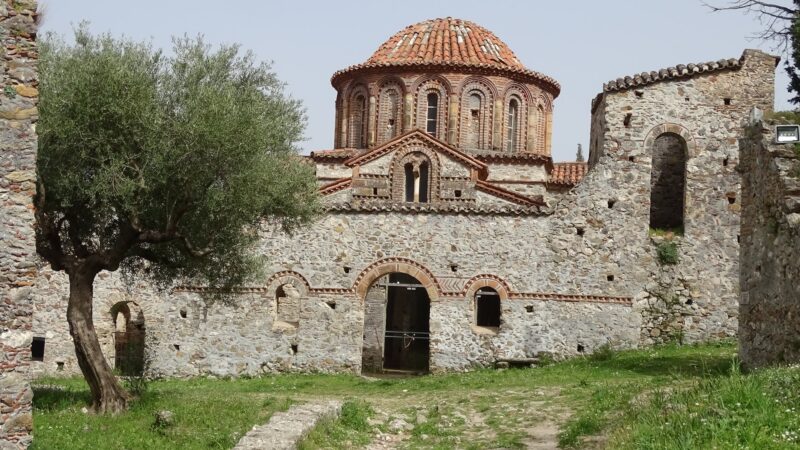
[{"x1": 36, "y1": 27, "x2": 319, "y2": 412}]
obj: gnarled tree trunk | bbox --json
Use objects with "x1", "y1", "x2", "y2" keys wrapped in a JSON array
[{"x1": 67, "y1": 266, "x2": 129, "y2": 413}]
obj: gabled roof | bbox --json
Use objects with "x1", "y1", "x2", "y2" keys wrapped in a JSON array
[
  {"x1": 310, "y1": 148, "x2": 360, "y2": 161},
  {"x1": 343, "y1": 129, "x2": 488, "y2": 171},
  {"x1": 475, "y1": 180, "x2": 545, "y2": 206},
  {"x1": 319, "y1": 177, "x2": 352, "y2": 196}
]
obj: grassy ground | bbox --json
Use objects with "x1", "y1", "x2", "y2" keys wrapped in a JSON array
[{"x1": 31, "y1": 342, "x2": 800, "y2": 449}]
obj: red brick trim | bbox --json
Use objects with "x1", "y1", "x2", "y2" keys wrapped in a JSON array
[
  {"x1": 343, "y1": 129, "x2": 487, "y2": 171},
  {"x1": 319, "y1": 177, "x2": 352, "y2": 196},
  {"x1": 475, "y1": 179, "x2": 545, "y2": 206},
  {"x1": 463, "y1": 275, "x2": 512, "y2": 301},
  {"x1": 352, "y1": 257, "x2": 440, "y2": 301}
]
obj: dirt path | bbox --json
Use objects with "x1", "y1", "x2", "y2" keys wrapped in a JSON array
[{"x1": 356, "y1": 387, "x2": 569, "y2": 449}]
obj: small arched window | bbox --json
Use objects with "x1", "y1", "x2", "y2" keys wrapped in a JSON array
[
  {"x1": 426, "y1": 93, "x2": 439, "y2": 135},
  {"x1": 650, "y1": 133, "x2": 687, "y2": 230},
  {"x1": 476, "y1": 287, "x2": 501, "y2": 328},
  {"x1": 379, "y1": 87, "x2": 401, "y2": 144},
  {"x1": 506, "y1": 99, "x2": 519, "y2": 152},
  {"x1": 403, "y1": 159, "x2": 430, "y2": 203},
  {"x1": 276, "y1": 283, "x2": 300, "y2": 326},
  {"x1": 351, "y1": 94, "x2": 367, "y2": 148}
]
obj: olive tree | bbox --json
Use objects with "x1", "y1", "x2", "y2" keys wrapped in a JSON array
[{"x1": 36, "y1": 28, "x2": 319, "y2": 413}]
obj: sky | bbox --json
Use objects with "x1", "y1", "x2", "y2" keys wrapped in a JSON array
[{"x1": 40, "y1": 0, "x2": 795, "y2": 162}]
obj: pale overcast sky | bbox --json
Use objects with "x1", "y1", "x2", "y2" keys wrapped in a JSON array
[{"x1": 40, "y1": 0, "x2": 794, "y2": 161}]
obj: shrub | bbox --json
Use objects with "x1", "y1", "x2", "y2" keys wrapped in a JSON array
[{"x1": 656, "y1": 241, "x2": 679, "y2": 265}]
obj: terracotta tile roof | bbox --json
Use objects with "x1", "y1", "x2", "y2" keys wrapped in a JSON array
[
  {"x1": 472, "y1": 151, "x2": 553, "y2": 166},
  {"x1": 332, "y1": 17, "x2": 560, "y2": 95},
  {"x1": 344, "y1": 129, "x2": 487, "y2": 171},
  {"x1": 319, "y1": 177, "x2": 352, "y2": 196},
  {"x1": 475, "y1": 180, "x2": 545, "y2": 206},
  {"x1": 326, "y1": 202, "x2": 546, "y2": 216},
  {"x1": 310, "y1": 148, "x2": 361, "y2": 161},
  {"x1": 549, "y1": 162, "x2": 588, "y2": 186},
  {"x1": 603, "y1": 56, "x2": 742, "y2": 93}
]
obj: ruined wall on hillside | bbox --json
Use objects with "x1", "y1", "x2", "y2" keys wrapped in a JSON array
[
  {"x1": 0, "y1": 0, "x2": 38, "y2": 447},
  {"x1": 739, "y1": 122, "x2": 800, "y2": 369}
]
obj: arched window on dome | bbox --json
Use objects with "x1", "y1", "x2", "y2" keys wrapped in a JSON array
[
  {"x1": 426, "y1": 92, "x2": 439, "y2": 136},
  {"x1": 467, "y1": 93, "x2": 482, "y2": 149},
  {"x1": 506, "y1": 98, "x2": 520, "y2": 152},
  {"x1": 402, "y1": 154, "x2": 431, "y2": 203},
  {"x1": 378, "y1": 86, "x2": 401, "y2": 144},
  {"x1": 536, "y1": 104, "x2": 546, "y2": 153},
  {"x1": 349, "y1": 94, "x2": 368, "y2": 149}
]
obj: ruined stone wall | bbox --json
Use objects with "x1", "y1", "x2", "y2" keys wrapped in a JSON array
[
  {"x1": 0, "y1": 0, "x2": 37, "y2": 447},
  {"x1": 588, "y1": 49, "x2": 776, "y2": 344},
  {"x1": 739, "y1": 122, "x2": 800, "y2": 369}
]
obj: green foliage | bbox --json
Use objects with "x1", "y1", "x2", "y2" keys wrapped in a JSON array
[
  {"x1": 588, "y1": 343, "x2": 616, "y2": 362},
  {"x1": 787, "y1": 1, "x2": 800, "y2": 105},
  {"x1": 608, "y1": 365, "x2": 800, "y2": 449},
  {"x1": 37, "y1": 26, "x2": 319, "y2": 290},
  {"x1": 648, "y1": 226, "x2": 684, "y2": 237},
  {"x1": 299, "y1": 401, "x2": 374, "y2": 449},
  {"x1": 34, "y1": 343, "x2": 742, "y2": 450},
  {"x1": 768, "y1": 110, "x2": 800, "y2": 124},
  {"x1": 656, "y1": 241, "x2": 679, "y2": 265}
]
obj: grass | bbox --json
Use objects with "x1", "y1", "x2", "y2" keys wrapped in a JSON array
[
  {"x1": 299, "y1": 400, "x2": 374, "y2": 449},
  {"x1": 32, "y1": 341, "x2": 800, "y2": 449}
]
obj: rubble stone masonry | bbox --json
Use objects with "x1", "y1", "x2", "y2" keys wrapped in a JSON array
[
  {"x1": 0, "y1": 0, "x2": 37, "y2": 447},
  {"x1": 740, "y1": 121, "x2": 800, "y2": 369}
]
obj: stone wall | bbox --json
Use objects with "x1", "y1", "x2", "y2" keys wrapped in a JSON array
[
  {"x1": 589, "y1": 49, "x2": 777, "y2": 344},
  {"x1": 30, "y1": 49, "x2": 778, "y2": 379},
  {"x1": 739, "y1": 121, "x2": 800, "y2": 369},
  {"x1": 0, "y1": 0, "x2": 37, "y2": 447}
]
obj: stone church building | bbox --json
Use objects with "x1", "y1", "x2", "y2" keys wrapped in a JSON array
[{"x1": 31, "y1": 18, "x2": 778, "y2": 376}]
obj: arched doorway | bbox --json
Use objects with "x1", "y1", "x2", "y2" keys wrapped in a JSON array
[
  {"x1": 362, "y1": 272, "x2": 431, "y2": 373},
  {"x1": 111, "y1": 302, "x2": 145, "y2": 376}
]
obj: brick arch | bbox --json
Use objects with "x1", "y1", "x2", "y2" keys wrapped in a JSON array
[
  {"x1": 389, "y1": 145, "x2": 441, "y2": 202},
  {"x1": 644, "y1": 123, "x2": 696, "y2": 158},
  {"x1": 265, "y1": 271, "x2": 311, "y2": 297},
  {"x1": 353, "y1": 258, "x2": 440, "y2": 301},
  {"x1": 457, "y1": 76, "x2": 498, "y2": 98},
  {"x1": 377, "y1": 81, "x2": 404, "y2": 145},
  {"x1": 410, "y1": 74, "x2": 452, "y2": 94},
  {"x1": 376, "y1": 75, "x2": 408, "y2": 96},
  {"x1": 502, "y1": 85, "x2": 529, "y2": 153},
  {"x1": 459, "y1": 77, "x2": 496, "y2": 150},
  {"x1": 346, "y1": 84, "x2": 370, "y2": 148},
  {"x1": 501, "y1": 83, "x2": 533, "y2": 104},
  {"x1": 463, "y1": 274, "x2": 511, "y2": 301},
  {"x1": 413, "y1": 76, "x2": 450, "y2": 140}
]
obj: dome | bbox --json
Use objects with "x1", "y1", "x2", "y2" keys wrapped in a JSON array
[
  {"x1": 332, "y1": 17, "x2": 559, "y2": 94},
  {"x1": 366, "y1": 17, "x2": 526, "y2": 71}
]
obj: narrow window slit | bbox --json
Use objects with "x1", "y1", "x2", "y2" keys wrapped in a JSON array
[{"x1": 623, "y1": 113, "x2": 632, "y2": 128}]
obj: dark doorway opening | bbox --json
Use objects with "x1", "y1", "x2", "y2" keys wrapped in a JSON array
[
  {"x1": 383, "y1": 273, "x2": 430, "y2": 373},
  {"x1": 112, "y1": 302, "x2": 145, "y2": 376}
]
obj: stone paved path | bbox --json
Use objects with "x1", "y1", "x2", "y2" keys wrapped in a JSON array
[{"x1": 233, "y1": 400, "x2": 342, "y2": 450}]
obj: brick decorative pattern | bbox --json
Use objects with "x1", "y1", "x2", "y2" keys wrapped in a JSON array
[
  {"x1": 389, "y1": 146, "x2": 441, "y2": 203},
  {"x1": 182, "y1": 258, "x2": 633, "y2": 306},
  {"x1": 458, "y1": 78, "x2": 495, "y2": 151}
]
